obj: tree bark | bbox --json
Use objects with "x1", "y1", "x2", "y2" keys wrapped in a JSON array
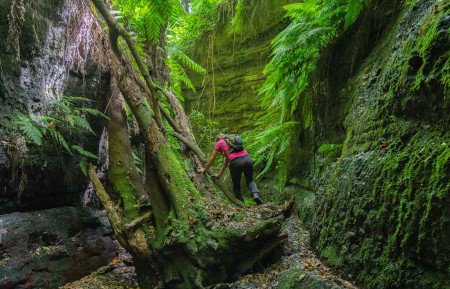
[{"x1": 107, "y1": 77, "x2": 150, "y2": 220}]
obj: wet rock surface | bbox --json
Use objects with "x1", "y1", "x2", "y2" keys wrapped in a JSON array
[
  {"x1": 305, "y1": 0, "x2": 450, "y2": 288},
  {"x1": 0, "y1": 207, "x2": 120, "y2": 289}
]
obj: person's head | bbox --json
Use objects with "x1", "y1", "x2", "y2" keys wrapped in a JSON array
[{"x1": 216, "y1": 133, "x2": 226, "y2": 141}]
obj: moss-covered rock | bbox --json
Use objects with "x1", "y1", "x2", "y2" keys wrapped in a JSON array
[
  {"x1": 185, "y1": 0, "x2": 296, "y2": 143},
  {"x1": 307, "y1": 1, "x2": 450, "y2": 288},
  {"x1": 276, "y1": 265, "x2": 342, "y2": 289}
]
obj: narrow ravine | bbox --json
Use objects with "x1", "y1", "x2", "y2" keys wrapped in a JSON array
[{"x1": 0, "y1": 0, "x2": 448, "y2": 288}]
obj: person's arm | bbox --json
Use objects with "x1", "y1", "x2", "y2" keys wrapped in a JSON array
[
  {"x1": 215, "y1": 159, "x2": 229, "y2": 178},
  {"x1": 202, "y1": 150, "x2": 218, "y2": 172}
]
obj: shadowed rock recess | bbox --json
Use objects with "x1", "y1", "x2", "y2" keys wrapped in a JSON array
[{"x1": 0, "y1": 207, "x2": 120, "y2": 289}]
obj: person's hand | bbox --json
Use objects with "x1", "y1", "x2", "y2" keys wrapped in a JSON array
[{"x1": 197, "y1": 167, "x2": 205, "y2": 174}]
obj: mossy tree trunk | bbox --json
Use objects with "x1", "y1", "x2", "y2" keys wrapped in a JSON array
[{"x1": 87, "y1": 0, "x2": 292, "y2": 288}]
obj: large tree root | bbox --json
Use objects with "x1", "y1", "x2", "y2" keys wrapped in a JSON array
[{"x1": 85, "y1": 0, "x2": 293, "y2": 287}]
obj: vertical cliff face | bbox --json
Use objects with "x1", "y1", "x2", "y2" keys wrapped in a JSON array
[
  {"x1": 304, "y1": 0, "x2": 450, "y2": 288},
  {"x1": 185, "y1": 0, "x2": 295, "y2": 141},
  {"x1": 0, "y1": 0, "x2": 109, "y2": 212}
]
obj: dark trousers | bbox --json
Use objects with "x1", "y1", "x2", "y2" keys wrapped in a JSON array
[{"x1": 229, "y1": 155, "x2": 259, "y2": 201}]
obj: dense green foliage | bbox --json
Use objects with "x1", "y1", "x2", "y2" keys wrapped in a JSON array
[
  {"x1": 180, "y1": 1, "x2": 449, "y2": 287},
  {"x1": 110, "y1": 0, "x2": 208, "y2": 98},
  {"x1": 112, "y1": 0, "x2": 184, "y2": 42},
  {"x1": 13, "y1": 96, "x2": 103, "y2": 175},
  {"x1": 245, "y1": 0, "x2": 368, "y2": 187},
  {"x1": 168, "y1": 0, "x2": 246, "y2": 96},
  {"x1": 261, "y1": 0, "x2": 368, "y2": 119},
  {"x1": 2, "y1": 0, "x2": 449, "y2": 287}
]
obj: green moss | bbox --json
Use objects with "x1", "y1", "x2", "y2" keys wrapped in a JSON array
[
  {"x1": 218, "y1": 226, "x2": 241, "y2": 247},
  {"x1": 232, "y1": 213, "x2": 245, "y2": 222},
  {"x1": 185, "y1": 0, "x2": 295, "y2": 135},
  {"x1": 276, "y1": 265, "x2": 341, "y2": 289},
  {"x1": 322, "y1": 246, "x2": 344, "y2": 268},
  {"x1": 307, "y1": 1, "x2": 450, "y2": 288}
]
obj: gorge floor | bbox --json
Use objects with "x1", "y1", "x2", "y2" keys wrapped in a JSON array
[{"x1": 63, "y1": 215, "x2": 359, "y2": 289}]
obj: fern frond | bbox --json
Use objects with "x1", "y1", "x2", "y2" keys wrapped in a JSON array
[
  {"x1": 76, "y1": 107, "x2": 108, "y2": 118},
  {"x1": 171, "y1": 49, "x2": 206, "y2": 74},
  {"x1": 72, "y1": 145, "x2": 98, "y2": 159},
  {"x1": 168, "y1": 60, "x2": 197, "y2": 92},
  {"x1": 79, "y1": 158, "x2": 89, "y2": 177},
  {"x1": 72, "y1": 116, "x2": 95, "y2": 134},
  {"x1": 244, "y1": 120, "x2": 298, "y2": 184},
  {"x1": 132, "y1": 151, "x2": 143, "y2": 174},
  {"x1": 63, "y1": 96, "x2": 93, "y2": 104},
  {"x1": 15, "y1": 114, "x2": 44, "y2": 146},
  {"x1": 49, "y1": 128, "x2": 71, "y2": 153},
  {"x1": 231, "y1": 0, "x2": 244, "y2": 34}
]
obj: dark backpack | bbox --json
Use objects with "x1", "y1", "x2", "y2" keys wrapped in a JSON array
[{"x1": 224, "y1": 134, "x2": 244, "y2": 152}]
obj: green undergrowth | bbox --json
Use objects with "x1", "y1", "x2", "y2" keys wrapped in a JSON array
[
  {"x1": 242, "y1": 0, "x2": 371, "y2": 191},
  {"x1": 276, "y1": 265, "x2": 341, "y2": 289}
]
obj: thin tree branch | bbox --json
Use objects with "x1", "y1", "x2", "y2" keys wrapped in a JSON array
[
  {"x1": 90, "y1": 0, "x2": 164, "y2": 130},
  {"x1": 88, "y1": 164, "x2": 126, "y2": 242},
  {"x1": 124, "y1": 212, "x2": 153, "y2": 232},
  {"x1": 173, "y1": 132, "x2": 207, "y2": 161}
]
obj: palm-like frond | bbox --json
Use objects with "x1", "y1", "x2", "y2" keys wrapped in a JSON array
[
  {"x1": 15, "y1": 114, "x2": 44, "y2": 146},
  {"x1": 249, "y1": 0, "x2": 370, "y2": 187},
  {"x1": 171, "y1": 48, "x2": 206, "y2": 74},
  {"x1": 113, "y1": 0, "x2": 185, "y2": 42},
  {"x1": 243, "y1": 119, "x2": 298, "y2": 189},
  {"x1": 71, "y1": 115, "x2": 95, "y2": 134},
  {"x1": 261, "y1": 0, "x2": 370, "y2": 119},
  {"x1": 15, "y1": 95, "x2": 103, "y2": 162},
  {"x1": 76, "y1": 107, "x2": 108, "y2": 118},
  {"x1": 72, "y1": 145, "x2": 98, "y2": 159},
  {"x1": 49, "y1": 128, "x2": 71, "y2": 153},
  {"x1": 168, "y1": 59, "x2": 197, "y2": 92}
]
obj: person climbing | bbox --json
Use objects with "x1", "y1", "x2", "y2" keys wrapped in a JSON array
[{"x1": 198, "y1": 133, "x2": 264, "y2": 204}]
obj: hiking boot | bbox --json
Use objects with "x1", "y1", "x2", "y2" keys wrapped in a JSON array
[
  {"x1": 235, "y1": 191, "x2": 244, "y2": 202},
  {"x1": 252, "y1": 192, "x2": 263, "y2": 205}
]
